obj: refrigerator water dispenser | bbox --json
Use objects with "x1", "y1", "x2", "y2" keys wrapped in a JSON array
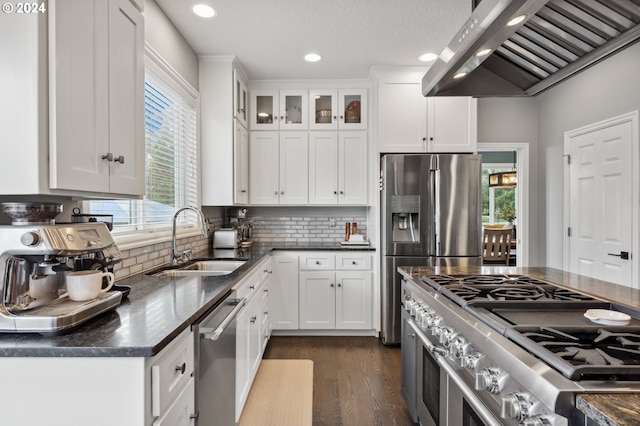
[{"x1": 391, "y1": 195, "x2": 420, "y2": 243}]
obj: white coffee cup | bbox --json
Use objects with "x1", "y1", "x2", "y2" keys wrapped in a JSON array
[{"x1": 66, "y1": 270, "x2": 115, "y2": 302}]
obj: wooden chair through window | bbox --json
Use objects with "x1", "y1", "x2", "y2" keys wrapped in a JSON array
[{"x1": 483, "y1": 228, "x2": 512, "y2": 265}]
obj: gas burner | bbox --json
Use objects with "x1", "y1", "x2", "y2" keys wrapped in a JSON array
[
  {"x1": 442, "y1": 284, "x2": 598, "y2": 304},
  {"x1": 461, "y1": 275, "x2": 509, "y2": 285},
  {"x1": 510, "y1": 326, "x2": 640, "y2": 380}
]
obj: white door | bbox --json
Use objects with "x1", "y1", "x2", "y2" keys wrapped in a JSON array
[
  {"x1": 336, "y1": 271, "x2": 372, "y2": 329},
  {"x1": 567, "y1": 115, "x2": 635, "y2": 286},
  {"x1": 309, "y1": 132, "x2": 338, "y2": 204},
  {"x1": 279, "y1": 132, "x2": 309, "y2": 204},
  {"x1": 338, "y1": 131, "x2": 368, "y2": 205},
  {"x1": 249, "y1": 131, "x2": 279, "y2": 204},
  {"x1": 299, "y1": 271, "x2": 335, "y2": 329}
]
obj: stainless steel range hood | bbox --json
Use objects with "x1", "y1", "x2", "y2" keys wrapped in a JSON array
[{"x1": 422, "y1": 0, "x2": 640, "y2": 97}]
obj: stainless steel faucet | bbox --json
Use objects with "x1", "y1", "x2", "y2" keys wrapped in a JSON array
[{"x1": 172, "y1": 206, "x2": 208, "y2": 265}]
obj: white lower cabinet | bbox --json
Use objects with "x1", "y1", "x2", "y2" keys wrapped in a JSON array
[
  {"x1": 273, "y1": 252, "x2": 373, "y2": 331},
  {"x1": 235, "y1": 257, "x2": 272, "y2": 422},
  {"x1": 0, "y1": 327, "x2": 195, "y2": 426},
  {"x1": 270, "y1": 252, "x2": 300, "y2": 330},
  {"x1": 152, "y1": 378, "x2": 195, "y2": 426},
  {"x1": 299, "y1": 270, "x2": 372, "y2": 330}
]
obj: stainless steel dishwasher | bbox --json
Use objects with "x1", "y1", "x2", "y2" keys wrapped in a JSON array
[{"x1": 193, "y1": 290, "x2": 246, "y2": 426}]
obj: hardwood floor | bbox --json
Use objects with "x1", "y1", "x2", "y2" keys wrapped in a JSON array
[{"x1": 263, "y1": 336, "x2": 416, "y2": 426}]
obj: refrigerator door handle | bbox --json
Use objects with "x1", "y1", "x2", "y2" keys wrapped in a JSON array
[{"x1": 433, "y1": 167, "x2": 441, "y2": 256}]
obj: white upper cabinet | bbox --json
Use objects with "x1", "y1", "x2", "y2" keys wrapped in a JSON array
[
  {"x1": 200, "y1": 57, "x2": 250, "y2": 205},
  {"x1": 49, "y1": 0, "x2": 145, "y2": 196},
  {"x1": 249, "y1": 131, "x2": 309, "y2": 205},
  {"x1": 234, "y1": 70, "x2": 249, "y2": 129},
  {"x1": 309, "y1": 89, "x2": 367, "y2": 130},
  {"x1": 250, "y1": 90, "x2": 309, "y2": 130},
  {"x1": 376, "y1": 70, "x2": 477, "y2": 153},
  {"x1": 309, "y1": 131, "x2": 368, "y2": 205}
]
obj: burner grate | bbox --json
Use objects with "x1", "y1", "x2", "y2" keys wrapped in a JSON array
[{"x1": 512, "y1": 326, "x2": 640, "y2": 380}]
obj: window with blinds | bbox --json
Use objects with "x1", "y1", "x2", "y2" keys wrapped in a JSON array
[{"x1": 88, "y1": 54, "x2": 199, "y2": 234}]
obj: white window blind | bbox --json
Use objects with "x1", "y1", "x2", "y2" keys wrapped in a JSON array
[{"x1": 88, "y1": 54, "x2": 199, "y2": 234}]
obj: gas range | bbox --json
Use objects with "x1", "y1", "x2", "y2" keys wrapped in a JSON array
[
  {"x1": 421, "y1": 273, "x2": 640, "y2": 382},
  {"x1": 401, "y1": 273, "x2": 640, "y2": 426}
]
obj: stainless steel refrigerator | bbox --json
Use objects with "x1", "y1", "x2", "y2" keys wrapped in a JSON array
[{"x1": 381, "y1": 153, "x2": 482, "y2": 345}]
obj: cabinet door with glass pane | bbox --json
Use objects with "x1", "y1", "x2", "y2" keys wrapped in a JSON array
[
  {"x1": 338, "y1": 89, "x2": 367, "y2": 130},
  {"x1": 250, "y1": 90, "x2": 279, "y2": 130},
  {"x1": 250, "y1": 89, "x2": 308, "y2": 130},
  {"x1": 278, "y1": 90, "x2": 308, "y2": 130},
  {"x1": 309, "y1": 90, "x2": 338, "y2": 130},
  {"x1": 309, "y1": 89, "x2": 367, "y2": 130}
]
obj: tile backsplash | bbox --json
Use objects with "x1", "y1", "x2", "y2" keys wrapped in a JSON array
[
  {"x1": 248, "y1": 215, "x2": 367, "y2": 245},
  {"x1": 114, "y1": 214, "x2": 367, "y2": 280}
]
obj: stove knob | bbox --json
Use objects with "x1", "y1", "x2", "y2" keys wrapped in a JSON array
[
  {"x1": 502, "y1": 393, "x2": 529, "y2": 423},
  {"x1": 451, "y1": 336, "x2": 467, "y2": 359},
  {"x1": 464, "y1": 352, "x2": 482, "y2": 370},
  {"x1": 441, "y1": 328, "x2": 457, "y2": 347},
  {"x1": 476, "y1": 368, "x2": 503, "y2": 394},
  {"x1": 20, "y1": 231, "x2": 41, "y2": 247}
]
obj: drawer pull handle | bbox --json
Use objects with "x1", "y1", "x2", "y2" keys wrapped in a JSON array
[
  {"x1": 250, "y1": 285, "x2": 255, "y2": 290},
  {"x1": 176, "y1": 362, "x2": 186, "y2": 375},
  {"x1": 190, "y1": 412, "x2": 199, "y2": 420}
]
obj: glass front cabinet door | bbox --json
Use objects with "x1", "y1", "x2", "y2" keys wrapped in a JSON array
[
  {"x1": 309, "y1": 89, "x2": 367, "y2": 130},
  {"x1": 250, "y1": 90, "x2": 308, "y2": 130}
]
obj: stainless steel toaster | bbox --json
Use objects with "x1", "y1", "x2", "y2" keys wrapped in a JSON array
[{"x1": 213, "y1": 228, "x2": 239, "y2": 248}]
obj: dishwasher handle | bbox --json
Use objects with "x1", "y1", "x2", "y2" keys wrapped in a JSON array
[{"x1": 200, "y1": 297, "x2": 246, "y2": 341}]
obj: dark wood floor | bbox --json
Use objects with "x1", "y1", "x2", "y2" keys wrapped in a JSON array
[{"x1": 263, "y1": 336, "x2": 416, "y2": 426}]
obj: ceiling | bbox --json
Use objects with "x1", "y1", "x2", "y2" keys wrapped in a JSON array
[{"x1": 155, "y1": 0, "x2": 472, "y2": 81}]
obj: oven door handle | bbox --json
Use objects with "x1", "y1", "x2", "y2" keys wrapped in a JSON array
[
  {"x1": 436, "y1": 357, "x2": 504, "y2": 426},
  {"x1": 200, "y1": 297, "x2": 246, "y2": 341}
]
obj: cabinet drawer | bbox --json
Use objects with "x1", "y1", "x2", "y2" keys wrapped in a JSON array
[
  {"x1": 151, "y1": 329, "x2": 194, "y2": 417},
  {"x1": 152, "y1": 377, "x2": 195, "y2": 426},
  {"x1": 299, "y1": 254, "x2": 335, "y2": 270},
  {"x1": 336, "y1": 253, "x2": 372, "y2": 270}
]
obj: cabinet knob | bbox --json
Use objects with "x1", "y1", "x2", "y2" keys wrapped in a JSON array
[
  {"x1": 274, "y1": 191, "x2": 278, "y2": 195},
  {"x1": 330, "y1": 283, "x2": 334, "y2": 287},
  {"x1": 175, "y1": 362, "x2": 186, "y2": 374},
  {"x1": 339, "y1": 190, "x2": 344, "y2": 194},
  {"x1": 250, "y1": 316, "x2": 257, "y2": 323},
  {"x1": 422, "y1": 137, "x2": 427, "y2": 141},
  {"x1": 315, "y1": 261, "x2": 320, "y2": 265},
  {"x1": 430, "y1": 137, "x2": 434, "y2": 141},
  {"x1": 352, "y1": 261, "x2": 357, "y2": 265},
  {"x1": 337, "y1": 283, "x2": 342, "y2": 287},
  {"x1": 333, "y1": 191, "x2": 338, "y2": 194},
  {"x1": 114, "y1": 155, "x2": 125, "y2": 164},
  {"x1": 280, "y1": 116, "x2": 284, "y2": 120},
  {"x1": 280, "y1": 191, "x2": 284, "y2": 195},
  {"x1": 101, "y1": 153, "x2": 113, "y2": 161}
]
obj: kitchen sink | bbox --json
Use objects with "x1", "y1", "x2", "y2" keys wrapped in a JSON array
[{"x1": 148, "y1": 259, "x2": 247, "y2": 277}]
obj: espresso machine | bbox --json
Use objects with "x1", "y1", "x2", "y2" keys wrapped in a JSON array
[{"x1": 0, "y1": 222, "x2": 123, "y2": 333}]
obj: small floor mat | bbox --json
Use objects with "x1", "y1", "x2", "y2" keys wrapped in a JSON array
[{"x1": 239, "y1": 359, "x2": 313, "y2": 426}]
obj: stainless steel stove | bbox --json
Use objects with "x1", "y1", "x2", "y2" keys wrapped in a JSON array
[{"x1": 400, "y1": 273, "x2": 640, "y2": 426}]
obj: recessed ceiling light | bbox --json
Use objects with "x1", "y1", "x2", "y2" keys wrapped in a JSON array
[
  {"x1": 475, "y1": 48, "x2": 492, "y2": 57},
  {"x1": 507, "y1": 14, "x2": 526, "y2": 27},
  {"x1": 418, "y1": 52, "x2": 438, "y2": 62},
  {"x1": 193, "y1": 4, "x2": 216, "y2": 18},
  {"x1": 454, "y1": 72, "x2": 468, "y2": 79},
  {"x1": 304, "y1": 53, "x2": 322, "y2": 63}
]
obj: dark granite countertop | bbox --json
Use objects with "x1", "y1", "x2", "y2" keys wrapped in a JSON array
[
  {"x1": 0, "y1": 243, "x2": 373, "y2": 358},
  {"x1": 576, "y1": 394, "x2": 640, "y2": 426}
]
